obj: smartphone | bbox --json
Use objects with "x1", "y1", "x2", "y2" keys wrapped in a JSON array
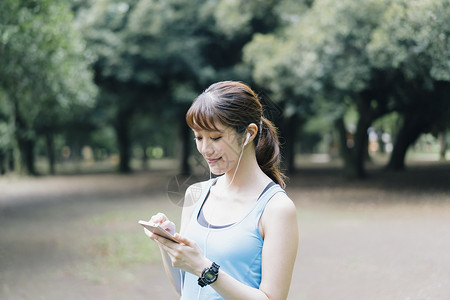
[{"x1": 138, "y1": 220, "x2": 179, "y2": 243}]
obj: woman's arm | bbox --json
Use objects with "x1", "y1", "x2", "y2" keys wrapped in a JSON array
[
  {"x1": 145, "y1": 182, "x2": 203, "y2": 295},
  {"x1": 258, "y1": 192, "x2": 299, "y2": 299},
  {"x1": 156, "y1": 192, "x2": 299, "y2": 300},
  {"x1": 144, "y1": 213, "x2": 183, "y2": 296},
  {"x1": 158, "y1": 245, "x2": 184, "y2": 296}
]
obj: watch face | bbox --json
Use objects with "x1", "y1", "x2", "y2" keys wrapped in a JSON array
[{"x1": 205, "y1": 271, "x2": 216, "y2": 281}]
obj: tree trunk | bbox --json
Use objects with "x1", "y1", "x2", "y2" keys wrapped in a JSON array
[
  {"x1": 180, "y1": 118, "x2": 191, "y2": 175},
  {"x1": 280, "y1": 114, "x2": 299, "y2": 175},
  {"x1": 141, "y1": 144, "x2": 149, "y2": 170},
  {"x1": 0, "y1": 150, "x2": 5, "y2": 175},
  {"x1": 7, "y1": 148, "x2": 14, "y2": 171},
  {"x1": 336, "y1": 114, "x2": 371, "y2": 179},
  {"x1": 17, "y1": 137, "x2": 37, "y2": 175},
  {"x1": 377, "y1": 129, "x2": 386, "y2": 154},
  {"x1": 352, "y1": 115, "x2": 371, "y2": 178},
  {"x1": 336, "y1": 118, "x2": 356, "y2": 178},
  {"x1": 386, "y1": 114, "x2": 425, "y2": 171},
  {"x1": 115, "y1": 113, "x2": 132, "y2": 173},
  {"x1": 439, "y1": 131, "x2": 447, "y2": 161},
  {"x1": 12, "y1": 98, "x2": 37, "y2": 175},
  {"x1": 335, "y1": 117, "x2": 351, "y2": 164},
  {"x1": 45, "y1": 132, "x2": 56, "y2": 175}
]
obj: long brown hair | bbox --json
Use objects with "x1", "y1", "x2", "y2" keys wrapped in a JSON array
[{"x1": 186, "y1": 81, "x2": 286, "y2": 188}]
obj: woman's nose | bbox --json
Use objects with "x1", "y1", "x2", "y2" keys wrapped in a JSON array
[{"x1": 201, "y1": 140, "x2": 214, "y2": 156}]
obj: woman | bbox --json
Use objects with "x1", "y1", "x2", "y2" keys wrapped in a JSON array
[{"x1": 145, "y1": 81, "x2": 298, "y2": 299}]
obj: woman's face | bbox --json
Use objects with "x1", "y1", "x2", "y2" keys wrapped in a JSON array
[{"x1": 193, "y1": 124, "x2": 243, "y2": 175}]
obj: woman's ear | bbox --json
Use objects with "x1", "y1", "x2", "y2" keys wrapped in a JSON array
[{"x1": 245, "y1": 123, "x2": 258, "y2": 145}]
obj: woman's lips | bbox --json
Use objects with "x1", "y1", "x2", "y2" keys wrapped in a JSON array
[{"x1": 206, "y1": 157, "x2": 221, "y2": 165}]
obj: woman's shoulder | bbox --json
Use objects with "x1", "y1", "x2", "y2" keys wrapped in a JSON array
[
  {"x1": 262, "y1": 190, "x2": 297, "y2": 223},
  {"x1": 258, "y1": 190, "x2": 297, "y2": 240}
]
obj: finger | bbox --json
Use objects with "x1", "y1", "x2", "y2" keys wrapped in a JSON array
[
  {"x1": 150, "y1": 212, "x2": 167, "y2": 225},
  {"x1": 173, "y1": 233, "x2": 193, "y2": 246},
  {"x1": 157, "y1": 212, "x2": 168, "y2": 221},
  {"x1": 157, "y1": 242, "x2": 177, "y2": 262},
  {"x1": 148, "y1": 217, "x2": 159, "y2": 225},
  {"x1": 144, "y1": 228, "x2": 158, "y2": 240},
  {"x1": 150, "y1": 214, "x2": 161, "y2": 224},
  {"x1": 160, "y1": 220, "x2": 176, "y2": 234},
  {"x1": 155, "y1": 239, "x2": 171, "y2": 254}
]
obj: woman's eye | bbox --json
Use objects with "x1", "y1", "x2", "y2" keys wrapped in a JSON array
[{"x1": 193, "y1": 136, "x2": 221, "y2": 141}]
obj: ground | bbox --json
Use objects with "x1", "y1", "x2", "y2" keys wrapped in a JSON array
[{"x1": 0, "y1": 161, "x2": 449, "y2": 300}]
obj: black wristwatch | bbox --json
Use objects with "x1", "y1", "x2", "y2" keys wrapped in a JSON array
[{"x1": 198, "y1": 262, "x2": 220, "y2": 287}]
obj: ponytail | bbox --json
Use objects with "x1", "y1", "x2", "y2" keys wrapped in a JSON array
[{"x1": 256, "y1": 117, "x2": 287, "y2": 189}]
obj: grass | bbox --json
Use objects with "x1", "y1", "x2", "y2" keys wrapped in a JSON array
[
  {"x1": 73, "y1": 207, "x2": 167, "y2": 284},
  {"x1": 76, "y1": 231, "x2": 159, "y2": 284}
]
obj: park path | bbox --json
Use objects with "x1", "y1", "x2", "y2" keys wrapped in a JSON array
[{"x1": 1, "y1": 164, "x2": 450, "y2": 299}]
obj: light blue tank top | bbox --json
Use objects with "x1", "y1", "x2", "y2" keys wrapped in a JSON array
[{"x1": 180, "y1": 177, "x2": 285, "y2": 300}]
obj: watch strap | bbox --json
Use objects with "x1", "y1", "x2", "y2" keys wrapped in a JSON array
[{"x1": 198, "y1": 262, "x2": 220, "y2": 287}]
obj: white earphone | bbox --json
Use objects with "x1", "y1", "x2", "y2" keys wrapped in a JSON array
[{"x1": 244, "y1": 132, "x2": 251, "y2": 146}]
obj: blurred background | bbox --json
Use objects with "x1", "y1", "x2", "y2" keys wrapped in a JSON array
[{"x1": 1, "y1": 0, "x2": 449, "y2": 299}]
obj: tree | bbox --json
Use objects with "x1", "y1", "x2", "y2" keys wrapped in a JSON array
[
  {"x1": 245, "y1": 0, "x2": 450, "y2": 178},
  {"x1": 0, "y1": 90, "x2": 14, "y2": 174},
  {"x1": 246, "y1": 0, "x2": 393, "y2": 178},
  {"x1": 77, "y1": 0, "x2": 289, "y2": 174},
  {"x1": 75, "y1": 0, "x2": 205, "y2": 172},
  {"x1": 0, "y1": 0, "x2": 97, "y2": 175},
  {"x1": 243, "y1": 1, "x2": 313, "y2": 174},
  {"x1": 367, "y1": 0, "x2": 450, "y2": 170}
]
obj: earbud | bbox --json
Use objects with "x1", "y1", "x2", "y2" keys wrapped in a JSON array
[{"x1": 244, "y1": 132, "x2": 251, "y2": 146}]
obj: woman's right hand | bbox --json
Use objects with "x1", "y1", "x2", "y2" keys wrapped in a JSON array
[{"x1": 144, "y1": 212, "x2": 176, "y2": 240}]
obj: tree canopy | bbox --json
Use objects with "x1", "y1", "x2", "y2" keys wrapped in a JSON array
[
  {"x1": 244, "y1": 0, "x2": 450, "y2": 177},
  {"x1": 1, "y1": 0, "x2": 449, "y2": 177},
  {"x1": 0, "y1": 0, "x2": 97, "y2": 174}
]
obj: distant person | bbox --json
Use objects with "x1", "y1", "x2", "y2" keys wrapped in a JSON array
[{"x1": 144, "y1": 81, "x2": 298, "y2": 299}]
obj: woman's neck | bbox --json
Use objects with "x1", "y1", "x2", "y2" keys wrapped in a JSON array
[{"x1": 221, "y1": 147, "x2": 269, "y2": 193}]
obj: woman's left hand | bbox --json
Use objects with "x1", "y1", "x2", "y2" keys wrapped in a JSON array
[{"x1": 155, "y1": 233, "x2": 211, "y2": 277}]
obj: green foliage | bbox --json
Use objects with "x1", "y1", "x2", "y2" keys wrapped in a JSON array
[
  {"x1": 246, "y1": 0, "x2": 389, "y2": 100},
  {"x1": 246, "y1": 0, "x2": 449, "y2": 119},
  {"x1": 0, "y1": 0, "x2": 97, "y2": 107},
  {"x1": 0, "y1": 0, "x2": 97, "y2": 173},
  {"x1": 77, "y1": 0, "x2": 205, "y2": 87},
  {"x1": 73, "y1": 0, "x2": 291, "y2": 172},
  {"x1": 368, "y1": 0, "x2": 450, "y2": 81},
  {"x1": 245, "y1": 0, "x2": 450, "y2": 176},
  {"x1": 2, "y1": 0, "x2": 448, "y2": 176}
]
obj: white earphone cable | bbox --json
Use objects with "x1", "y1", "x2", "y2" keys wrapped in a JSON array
[
  {"x1": 196, "y1": 134, "x2": 247, "y2": 300},
  {"x1": 228, "y1": 146, "x2": 244, "y2": 187}
]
